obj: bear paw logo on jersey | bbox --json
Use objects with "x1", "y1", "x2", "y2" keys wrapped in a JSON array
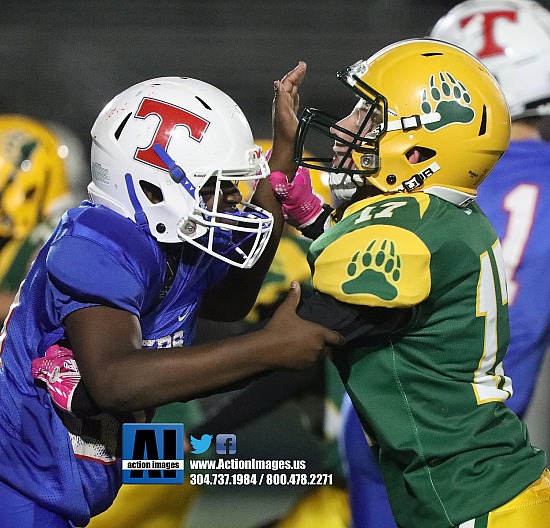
[
  {"x1": 342, "y1": 239, "x2": 401, "y2": 301},
  {"x1": 420, "y1": 72, "x2": 475, "y2": 131},
  {"x1": 312, "y1": 223, "x2": 431, "y2": 308}
]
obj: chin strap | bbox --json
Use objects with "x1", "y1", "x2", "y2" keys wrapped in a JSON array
[
  {"x1": 153, "y1": 144, "x2": 196, "y2": 197},
  {"x1": 125, "y1": 173, "x2": 152, "y2": 235}
]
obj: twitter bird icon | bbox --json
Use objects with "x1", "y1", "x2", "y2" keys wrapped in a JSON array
[{"x1": 190, "y1": 434, "x2": 213, "y2": 454}]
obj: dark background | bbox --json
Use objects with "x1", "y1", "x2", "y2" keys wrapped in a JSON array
[{"x1": 4, "y1": 0, "x2": 542, "y2": 148}]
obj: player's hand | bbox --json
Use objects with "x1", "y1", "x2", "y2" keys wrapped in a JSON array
[
  {"x1": 263, "y1": 281, "x2": 344, "y2": 369},
  {"x1": 269, "y1": 62, "x2": 307, "y2": 179}
]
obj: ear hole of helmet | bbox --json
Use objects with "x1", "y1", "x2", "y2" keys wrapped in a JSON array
[
  {"x1": 405, "y1": 146, "x2": 436, "y2": 164},
  {"x1": 140, "y1": 180, "x2": 164, "y2": 204}
]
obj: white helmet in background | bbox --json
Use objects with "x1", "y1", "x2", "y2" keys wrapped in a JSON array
[
  {"x1": 89, "y1": 77, "x2": 273, "y2": 268},
  {"x1": 430, "y1": 0, "x2": 550, "y2": 119}
]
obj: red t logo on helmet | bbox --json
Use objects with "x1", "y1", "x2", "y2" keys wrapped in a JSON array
[
  {"x1": 459, "y1": 10, "x2": 517, "y2": 58},
  {"x1": 134, "y1": 98, "x2": 210, "y2": 169}
]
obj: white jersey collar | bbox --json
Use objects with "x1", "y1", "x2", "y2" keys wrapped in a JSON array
[{"x1": 423, "y1": 186, "x2": 476, "y2": 208}]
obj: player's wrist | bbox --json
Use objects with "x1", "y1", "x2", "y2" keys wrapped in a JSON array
[{"x1": 269, "y1": 167, "x2": 325, "y2": 228}]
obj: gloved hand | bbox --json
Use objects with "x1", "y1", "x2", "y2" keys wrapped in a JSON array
[
  {"x1": 269, "y1": 166, "x2": 324, "y2": 228},
  {"x1": 32, "y1": 344, "x2": 81, "y2": 414}
]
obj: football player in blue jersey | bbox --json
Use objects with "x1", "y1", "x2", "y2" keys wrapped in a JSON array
[
  {"x1": 0, "y1": 65, "x2": 344, "y2": 528},
  {"x1": 338, "y1": 1, "x2": 550, "y2": 527},
  {"x1": 432, "y1": 0, "x2": 550, "y2": 419}
]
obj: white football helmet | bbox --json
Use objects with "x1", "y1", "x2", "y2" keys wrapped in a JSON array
[
  {"x1": 430, "y1": 0, "x2": 550, "y2": 119},
  {"x1": 89, "y1": 77, "x2": 273, "y2": 268}
]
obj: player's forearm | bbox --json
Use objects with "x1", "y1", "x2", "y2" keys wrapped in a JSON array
[
  {"x1": 297, "y1": 290, "x2": 413, "y2": 343},
  {"x1": 64, "y1": 288, "x2": 340, "y2": 414},
  {"x1": 83, "y1": 330, "x2": 287, "y2": 413},
  {"x1": 63, "y1": 305, "x2": 279, "y2": 412}
]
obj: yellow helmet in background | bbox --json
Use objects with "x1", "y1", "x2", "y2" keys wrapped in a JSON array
[
  {"x1": 246, "y1": 139, "x2": 333, "y2": 206},
  {"x1": 0, "y1": 115, "x2": 69, "y2": 240}
]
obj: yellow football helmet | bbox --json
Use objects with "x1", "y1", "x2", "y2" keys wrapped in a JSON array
[
  {"x1": 0, "y1": 115, "x2": 69, "y2": 240},
  {"x1": 295, "y1": 38, "x2": 510, "y2": 198}
]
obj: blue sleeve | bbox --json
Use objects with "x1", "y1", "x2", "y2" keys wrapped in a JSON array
[{"x1": 46, "y1": 234, "x2": 147, "y2": 321}]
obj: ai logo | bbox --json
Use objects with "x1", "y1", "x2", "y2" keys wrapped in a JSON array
[{"x1": 122, "y1": 423, "x2": 184, "y2": 484}]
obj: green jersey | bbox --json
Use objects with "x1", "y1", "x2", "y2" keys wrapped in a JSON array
[
  {"x1": 0, "y1": 219, "x2": 57, "y2": 292},
  {"x1": 308, "y1": 192, "x2": 546, "y2": 527}
]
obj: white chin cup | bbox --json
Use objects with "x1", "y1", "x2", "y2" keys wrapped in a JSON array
[{"x1": 328, "y1": 172, "x2": 365, "y2": 201}]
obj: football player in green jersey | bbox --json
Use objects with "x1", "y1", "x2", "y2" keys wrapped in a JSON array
[
  {"x1": 271, "y1": 38, "x2": 550, "y2": 527},
  {"x1": 0, "y1": 116, "x2": 87, "y2": 320}
]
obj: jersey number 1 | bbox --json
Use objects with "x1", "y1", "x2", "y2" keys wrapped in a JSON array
[{"x1": 473, "y1": 240, "x2": 512, "y2": 404}]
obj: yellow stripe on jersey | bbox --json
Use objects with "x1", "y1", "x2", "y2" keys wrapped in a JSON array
[
  {"x1": 312, "y1": 224, "x2": 431, "y2": 308},
  {"x1": 341, "y1": 191, "x2": 431, "y2": 221}
]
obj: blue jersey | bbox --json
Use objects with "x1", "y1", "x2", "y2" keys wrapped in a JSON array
[
  {"x1": 477, "y1": 139, "x2": 550, "y2": 416},
  {"x1": 0, "y1": 202, "x2": 228, "y2": 525}
]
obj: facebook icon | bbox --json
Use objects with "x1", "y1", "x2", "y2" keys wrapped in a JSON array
[{"x1": 216, "y1": 434, "x2": 236, "y2": 455}]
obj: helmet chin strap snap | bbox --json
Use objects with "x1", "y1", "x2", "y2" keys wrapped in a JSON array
[
  {"x1": 360, "y1": 153, "x2": 379, "y2": 170},
  {"x1": 385, "y1": 112, "x2": 441, "y2": 132},
  {"x1": 178, "y1": 219, "x2": 197, "y2": 236}
]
